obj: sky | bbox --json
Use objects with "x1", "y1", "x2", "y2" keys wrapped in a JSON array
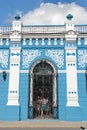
[{"x1": 0, "y1": 0, "x2": 87, "y2": 25}]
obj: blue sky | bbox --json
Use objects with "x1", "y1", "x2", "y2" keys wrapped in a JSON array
[{"x1": 0, "y1": 0, "x2": 87, "y2": 25}]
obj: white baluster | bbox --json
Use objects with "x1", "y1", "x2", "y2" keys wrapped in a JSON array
[
  {"x1": 23, "y1": 39, "x2": 26, "y2": 45},
  {"x1": 85, "y1": 38, "x2": 87, "y2": 45},
  {"x1": 48, "y1": 38, "x2": 51, "y2": 45},
  {"x1": 35, "y1": 38, "x2": 39, "y2": 46},
  {"x1": 54, "y1": 38, "x2": 57, "y2": 45},
  {"x1": 29, "y1": 38, "x2": 32, "y2": 46},
  {"x1": 6, "y1": 39, "x2": 9, "y2": 45},
  {"x1": 60, "y1": 38, "x2": 64, "y2": 45},
  {"x1": 42, "y1": 38, "x2": 45, "y2": 45},
  {"x1": 78, "y1": 38, "x2": 81, "y2": 45}
]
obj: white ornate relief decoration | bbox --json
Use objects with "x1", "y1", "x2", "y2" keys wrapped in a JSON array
[
  {"x1": 0, "y1": 50, "x2": 9, "y2": 68},
  {"x1": 22, "y1": 50, "x2": 41, "y2": 68},
  {"x1": 45, "y1": 50, "x2": 64, "y2": 68},
  {"x1": 78, "y1": 49, "x2": 87, "y2": 68}
]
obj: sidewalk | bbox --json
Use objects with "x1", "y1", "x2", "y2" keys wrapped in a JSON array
[{"x1": 0, "y1": 120, "x2": 87, "y2": 128}]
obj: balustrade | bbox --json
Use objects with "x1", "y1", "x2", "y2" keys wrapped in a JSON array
[
  {"x1": 0, "y1": 26, "x2": 12, "y2": 33},
  {"x1": 22, "y1": 25, "x2": 65, "y2": 33},
  {"x1": 0, "y1": 25, "x2": 87, "y2": 34},
  {"x1": 75, "y1": 25, "x2": 87, "y2": 33}
]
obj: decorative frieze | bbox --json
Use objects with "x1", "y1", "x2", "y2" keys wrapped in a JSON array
[
  {"x1": 22, "y1": 50, "x2": 41, "y2": 68},
  {"x1": 21, "y1": 38, "x2": 65, "y2": 47},
  {"x1": 45, "y1": 50, "x2": 64, "y2": 68},
  {"x1": 78, "y1": 49, "x2": 87, "y2": 68},
  {"x1": 0, "y1": 50, "x2": 9, "y2": 68}
]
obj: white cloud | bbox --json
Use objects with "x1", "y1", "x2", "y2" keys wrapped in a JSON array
[{"x1": 22, "y1": 2, "x2": 87, "y2": 25}]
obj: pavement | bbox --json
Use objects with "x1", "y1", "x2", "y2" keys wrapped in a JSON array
[{"x1": 0, "y1": 120, "x2": 87, "y2": 128}]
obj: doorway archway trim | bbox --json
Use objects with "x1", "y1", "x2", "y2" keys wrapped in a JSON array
[{"x1": 29, "y1": 59, "x2": 57, "y2": 107}]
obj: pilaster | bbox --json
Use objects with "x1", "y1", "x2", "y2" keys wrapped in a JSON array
[
  {"x1": 7, "y1": 48, "x2": 21, "y2": 105},
  {"x1": 65, "y1": 14, "x2": 79, "y2": 107},
  {"x1": 7, "y1": 15, "x2": 22, "y2": 105},
  {"x1": 66, "y1": 48, "x2": 79, "y2": 106}
]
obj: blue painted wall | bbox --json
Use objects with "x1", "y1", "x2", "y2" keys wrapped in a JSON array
[
  {"x1": 58, "y1": 73, "x2": 67, "y2": 120},
  {"x1": 0, "y1": 72, "x2": 20, "y2": 121},
  {"x1": 0, "y1": 37, "x2": 87, "y2": 121},
  {"x1": 78, "y1": 73, "x2": 87, "y2": 120},
  {"x1": 19, "y1": 73, "x2": 29, "y2": 120}
]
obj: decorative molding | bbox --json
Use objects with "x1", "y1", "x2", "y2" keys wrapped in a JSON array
[
  {"x1": 6, "y1": 70, "x2": 86, "y2": 73},
  {"x1": 10, "y1": 31, "x2": 21, "y2": 42},
  {"x1": 0, "y1": 50, "x2": 9, "y2": 68},
  {"x1": 77, "y1": 70, "x2": 85, "y2": 73},
  {"x1": 22, "y1": 50, "x2": 41, "y2": 68},
  {"x1": 78, "y1": 49, "x2": 87, "y2": 68},
  {"x1": 45, "y1": 50, "x2": 64, "y2": 68}
]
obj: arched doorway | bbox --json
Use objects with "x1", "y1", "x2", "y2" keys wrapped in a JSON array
[{"x1": 28, "y1": 60, "x2": 58, "y2": 119}]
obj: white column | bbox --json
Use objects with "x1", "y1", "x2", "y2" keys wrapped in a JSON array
[
  {"x1": 7, "y1": 48, "x2": 21, "y2": 105},
  {"x1": 29, "y1": 73, "x2": 33, "y2": 106},
  {"x1": 66, "y1": 49, "x2": 79, "y2": 106},
  {"x1": 53, "y1": 73, "x2": 57, "y2": 107}
]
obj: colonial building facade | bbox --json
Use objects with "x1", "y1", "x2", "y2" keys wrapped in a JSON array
[{"x1": 0, "y1": 14, "x2": 87, "y2": 121}]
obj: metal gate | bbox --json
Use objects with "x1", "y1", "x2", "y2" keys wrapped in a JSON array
[{"x1": 33, "y1": 61, "x2": 53, "y2": 118}]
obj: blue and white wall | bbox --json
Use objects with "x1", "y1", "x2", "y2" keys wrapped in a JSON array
[{"x1": 0, "y1": 15, "x2": 87, "y2": 121}]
